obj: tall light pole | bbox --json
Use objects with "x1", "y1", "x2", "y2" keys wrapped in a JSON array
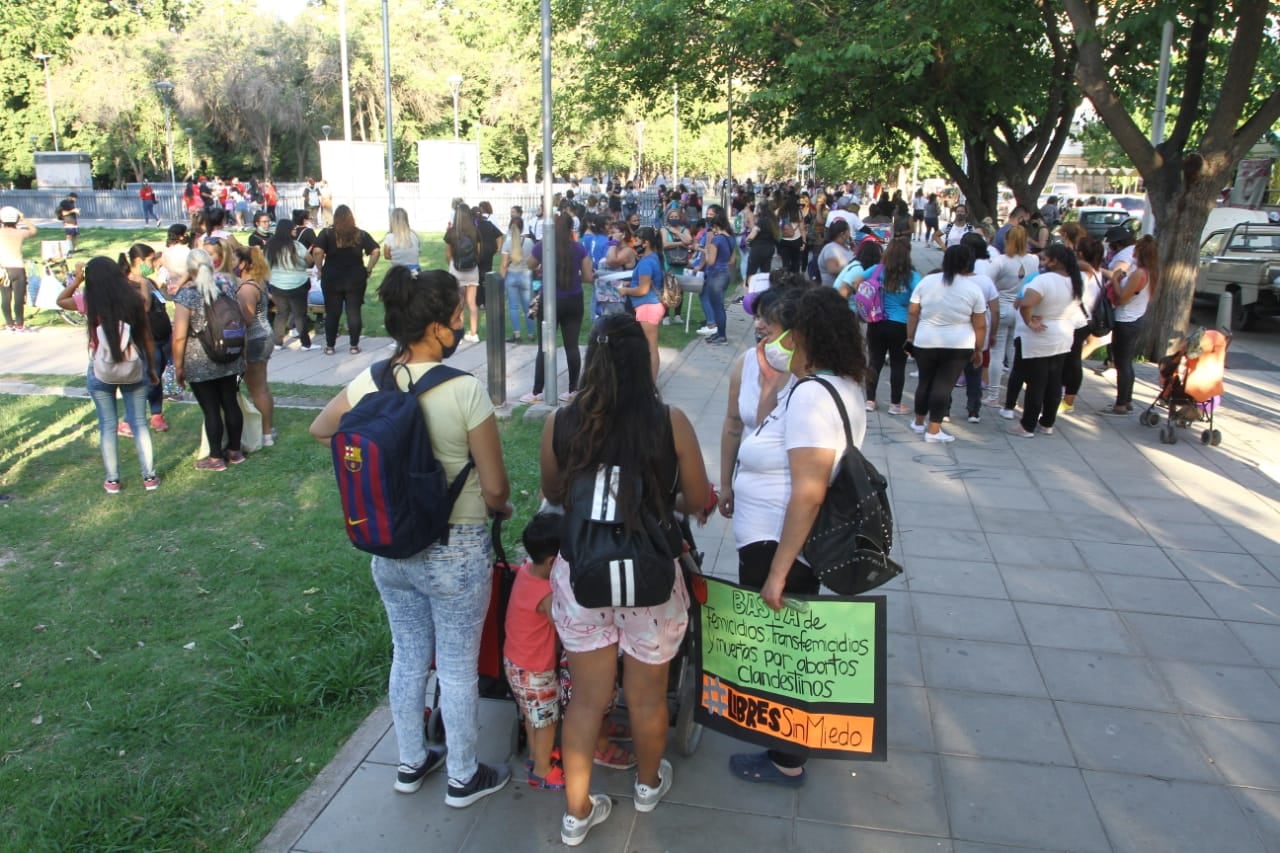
[
  {"x1": 33, "y1": 53, "x2": 59, "y2": 152},
  {"x1": 672, "y1": 84, "x2": 679, "y2": 186},
  {"x1": 448, "y1": 73, "x2": 464, "y2": 189},
  {"x1": 338, "y1": 0, "x2": 352, "y2": 141},
  {"x1": 184, "y1": 127, "x2": 195, "y2": 179},
  {"x1": 153, "y1": 81, "x2": 176, "y2": 187},
  {"x1": 381, "y1": 0, "x2": 396, "y2": 214},
  {"x1": 29, "y1": 135, "x2": 39, "y2": 181}
]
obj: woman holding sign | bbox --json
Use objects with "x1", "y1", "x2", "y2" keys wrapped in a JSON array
[{"x1": 724, "y1": 286, "x2": 869, "y2": 786}]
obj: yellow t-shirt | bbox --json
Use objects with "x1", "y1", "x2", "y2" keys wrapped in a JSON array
[{"x1": 345, "y1": 362, "x2": 493, "y2": 525}]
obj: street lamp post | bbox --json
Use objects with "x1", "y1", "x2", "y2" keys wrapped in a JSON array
[
  {"x1": 321, "y1": 125, "x2": 332, "y2": 140},
  {"x1": 184, "y1": 127, "x2": 195, "y2": 179},
  {"x1": 153, "y1": 81, "x2": 176, "y2": 187},
  {"x1": 33, "y1": 53, "x2": 60, "y2": 152},
  {"x1": 447, "y1": 74, "x2": 464, "y2": 189}
]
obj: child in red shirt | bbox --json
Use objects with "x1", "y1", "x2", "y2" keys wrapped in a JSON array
[{"x1": 504, "y1": 513, "x2": 565, "y2": 789}]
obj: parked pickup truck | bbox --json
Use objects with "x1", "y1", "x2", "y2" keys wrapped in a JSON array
[{"x1": 1196, "y1": 222, "x2": 1280, "y2": 330}]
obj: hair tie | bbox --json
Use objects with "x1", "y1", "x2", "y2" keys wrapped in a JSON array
[{"x1": 596, "y1": 335, "x2": 609, "y2": 344}]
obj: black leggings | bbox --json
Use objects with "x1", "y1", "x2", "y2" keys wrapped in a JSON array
[
  {"x1": 532, "y1": 292, "x2": 585, "y2": 395},
  {"x1": 912, "y1": 347, "x2": 970, "y2": 423},
  {"x1": 1062, "y1": 326, "x2": 1092, "y2": 396},
  {"x1": 322, "y1": 279, "x2": 368, "y2": 348},
  {"x1": 746, "y1": 243, "x2": 775, "y2": 277},
  {"x1": 1111, "y1": 318, "x2": 1145, "y2": 407},
  {"x1": 271, "y1": 285, "x2": 311, "y2": 348},
  {"x1": 1004, "y1": 338, "x2": 1026, "y2": 410},
  {"x1": 189, "y1": 375, "x2": 243, "y2": 456},
  {"x1": 2, "y1": 266, "x2": 27, "y2": 327},
  {"x1": 866, "y1": 320, "x2": 908, "y2": 404},
  {"x1": 737, "y1": 540, "x2": 819, "y2": 769},
  {"x1": 776, "y1": 239, "x2": 803, "y2": 274},
  {"x1": 1020, "y1": 352, "x2": 1067, "y2": 433}
]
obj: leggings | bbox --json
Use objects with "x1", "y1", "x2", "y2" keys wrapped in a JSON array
[
  {"x1": 746, "y1": 243, "x2": 775, "y2": 277},
  {"x1": 532, "y1": 292, "x2": 585, "y2": 395},
  {"x1": 322, "y1": 279, "x2": 368, "y2": 348},
  {"x1": 189, "y1": 374, "x2": 244, "y2": 456},
  {"x1": 865, "y1": 320, "x2": 908, "y2": 404},
  {"x1": 1062, "y1": 326, "x2": 1092, "y2": 396},
  {"x1": 776, "y1": 239, "x2": 803, "y2": 274},
  {"x1": 737, "y1": 540, "x2": 819, "y2": 768},
  {"x1": 2, "y1": 266, "x2": 27, "y2": 326},
  {"x1": 271, "y1": 285, "x2": 312, "y2": 348},
  {"x1": 1004, "y1": 338, "x2": 1026, "y2": 410},
  {"x1": 146, "y1": 342, "x2": 172, "y2": 415},
  {"x1": 912, "y1": 347, "x2": 971, "y2": 424},
  {"x1": 1020, "y1": 352, "x2": 1067, "y2": 433},
  {"x1": 1111, "y1": 317, "x2": 1145, "y2": 407}
]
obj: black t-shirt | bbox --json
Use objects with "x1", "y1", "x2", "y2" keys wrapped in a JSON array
[
  {"x1": 295, "y1": 226, "x2": 317, "y2": 250},
  {"x1": 315, "y1": 228, "x2": 378, "y2": 285},
  {"x1": 248, "y1": 231, "x2": 269, "y2": 250},
  {"x1": 58, "y1": 198, "x2": 78, "y2": 225}
]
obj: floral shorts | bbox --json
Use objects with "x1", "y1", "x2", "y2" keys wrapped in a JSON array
[
  {"x1": 503, "y1": 658, "x2": 560, "y2": 729},
  {"x1": 550, "y1": 555, "x2": 689, "y2": 665}
]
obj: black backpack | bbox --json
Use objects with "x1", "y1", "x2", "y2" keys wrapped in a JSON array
[
  {"x1": 148, "y1": 288, "x2": 172, "y2": 343},
  {"x1": 795, "y1": 376, "x2": 903, "y2": 595},
  {"x1": 197, "y1": 293, "x2": 248, "y2": 363},
  {"x1": 1087, "y1": 288, "x2": 1115, "y2": 338},
  {"x1": 454, "y1": 233, "x2": 478, "y2": 271}
]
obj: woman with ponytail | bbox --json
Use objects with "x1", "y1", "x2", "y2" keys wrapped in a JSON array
[
  {"x1": 310, "y1": 266, "x2": 513, "y2": 810},
  {"x1": 171, "y1": 248, "x2": 246, "y2": 471},
  {"x1": 232, "y1": 243, "x2": 276, "y2": 445}
]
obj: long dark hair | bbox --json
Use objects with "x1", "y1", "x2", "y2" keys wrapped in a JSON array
[
  {"x1": 379, "y1": 267, "x2": 460, "y2": 360},
  {"x1": 116, "y1": 243, "x2": 155, "y2": 274},
  {"x1": 265, "y1": 219, "x2": 305, "y2": 269},
  {"x1": 561, "y1": 313, "x2": 666, "y2": 531},
  {"x1": 331, "y1": 204, "x2": 359, "y2": 248},
  {"x1": 792, "y1": 287, "x2": 868, "y2": 382},
  {"x1": 555, "y1": 211, "x2": 576, "y2": 291},
  {"x1": 83, "y1": 256, "x2": 150, "y2": 362},
  {"x1": 941, "y1": 244, "x2": 974, "y2": 285},
  {"x1": 880, "y1": 237, "x2": 914, "y2": 293},
  {"x1": 855, "y1": 240, "x2": 883, "y2": 270},
  {"x1": 755, "y1": 205, "x2": 779, "y2": 240},
  {"x1": 1044, "y1": 243, "x2": 1084, "y2": 301}
]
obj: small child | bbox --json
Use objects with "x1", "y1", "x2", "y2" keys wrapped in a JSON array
[{"x1": 504, "y1": 512, "x2": 565, "y2": 789}]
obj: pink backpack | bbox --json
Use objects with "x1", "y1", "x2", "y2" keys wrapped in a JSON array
[{"x1": 853, "y1": 264, "x2": 886, "y2": 323}]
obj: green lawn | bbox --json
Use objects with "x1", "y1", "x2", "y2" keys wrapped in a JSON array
[{"x1": 0, "y1": 392, "x2": 545, "y2": 851}]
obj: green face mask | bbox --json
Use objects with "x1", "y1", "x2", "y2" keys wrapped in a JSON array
[{"x1": 140, "y1": 263, "x2": 155, "y2": 277}]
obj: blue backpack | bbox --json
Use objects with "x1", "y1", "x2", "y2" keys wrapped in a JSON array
[{"x1": 331, "y1": 361, "x2": 474, "y2": 558}]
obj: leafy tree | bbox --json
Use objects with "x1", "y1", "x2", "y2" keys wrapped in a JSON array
[{"x1": 1062, "y1": 0, "x2": 1280, "y2": 351}]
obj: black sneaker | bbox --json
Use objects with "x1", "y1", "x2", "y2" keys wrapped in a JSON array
[
  {"x1": 394, "y1": 748, "x2": 446, "y2": 794},
  {"x1": 445, "y1": 762, "x2": 510, "y2": 808}
]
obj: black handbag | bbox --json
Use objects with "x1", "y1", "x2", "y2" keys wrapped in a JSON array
[{"x1": 797, "y1": 376, "x2": 903, "y2": 595}]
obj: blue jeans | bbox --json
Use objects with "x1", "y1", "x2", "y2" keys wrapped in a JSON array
[
  {"x1": 504, "y1": 271, "x2": 533, "y2": 338},
  {"x1": 142, "y1": 200, "x2": 156, "y2": 222},
  {"x1": 701, "y1": 268, "x2": 730, "y2": 335},
  {"x1": 372, "y1": 524, "x2": 492, "y2": 783},
  {"x1": 147, "y1": 341, "x2": 172, "y2": 415},
  {"x1": 85, "y1": 362, "x2": 155, "y2": 481}
]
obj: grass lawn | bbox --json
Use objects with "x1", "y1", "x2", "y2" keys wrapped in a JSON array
[{"x1": 0, "y1": 392, "x2": 546, "y2": 851}]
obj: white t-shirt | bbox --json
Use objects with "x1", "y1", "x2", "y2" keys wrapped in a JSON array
[
  {"x1": 967, "y1": 273, "x2": 998, "y2": 349},
  {"x1": 826, "y1": 209, "x2": 863, "y2": 232},
  {"x1": 732, "y1": 374, "x2": 866, "y2": 550},
  {"x1": 1074, "y1": 270, "x2": 1105, "y2": 330},
  {"x1": 944, "y1": 223, "x2": 973, "y2": 246},
  {"x1": 1114, "y1": 265, "x2": 1150, "y2": 323},
  {"x1": 500, "y1": 235, "x2": 535, "y2": 272},
  {"x1": 910, "y1": 273, "x2": 987, "y2": 350},
  {"x1": 384, "y1": 232, "x2": 421, "y2": 268},
  {"x1": 991, "y1": 252, "x2": 1033, "y2": 300},
  {"x1": 817, "y1": 242, "x2": 853, "y2": 288},
  {"x1": 1014, "y1": 271, "x2": 1077, "y2": 359},
  {"x1": 346, "y1": 363, "x2": 493, "y2": 524}
]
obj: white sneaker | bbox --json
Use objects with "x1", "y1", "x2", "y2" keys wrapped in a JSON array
[
  {"x1": 1008, "y1": 424, "x2": 1036, "y2": 438},
  {"x1": 562, "y1": 794, "x2": 612, "y2": 847},
  {"x1": 909, "y1": 421, "x2": 926, "y2": 434},
  {"x1": 634, "y1": 758, "x2": 673, "y2": 813},
  {"x1": 463, "y1": 333, "x2": 480, "y2": 343},
  {"x1": 1036, "y1": 424, "x2": 1055, "y2": 435},
  {"x1": 519, "y1": 391, "x2": 544, "y2": 404},
  {"x1": 662, "y1": 317, "x2": 671, "y2": 326},
  {"x1": 924, "y1": 430, "x2": 956, "y2": 443},
  {"x1": 999, "y1": 408, "x2": 1016, "y2": 420},
  {"x1": 696, "y1": 325, "x2": 717, "y2": 336}
]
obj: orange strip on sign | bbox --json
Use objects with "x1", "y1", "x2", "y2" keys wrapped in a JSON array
[{"x1": 700, "y1": 674, "x2": 876, "y2": 754}]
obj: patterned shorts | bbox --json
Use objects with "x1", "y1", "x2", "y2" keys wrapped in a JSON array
[{"x1": 503, "y1": 658, "x2": 560, "y2": 729}]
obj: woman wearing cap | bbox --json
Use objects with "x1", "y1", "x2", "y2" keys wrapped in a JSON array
[{"x1": 0, "y1": 206, "x2": 36, "y2": 331}]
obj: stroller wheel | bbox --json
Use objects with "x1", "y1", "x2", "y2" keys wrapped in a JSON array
[
  {"x1": 1210, "y1": 429, "x2": 1222, "y2": 447},
  {"x1": 1201, "y1": 429, "x2": 1212, "y2": 445},
  {"x1": 1140, "y1": 410, "x2": 1159, "y2": 427}
]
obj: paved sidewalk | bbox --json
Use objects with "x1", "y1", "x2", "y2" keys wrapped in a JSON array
[{"x1": 5, "y1": 259, "x2": 1280, "y2": 852}]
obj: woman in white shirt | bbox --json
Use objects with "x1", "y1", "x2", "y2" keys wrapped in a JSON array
[
  {"x1": 1101, "y1": 235, "x2": 1156, "y2": 415},
  {"x1": 382, "y1": 208, "x2": 421, "y2": 271},
  {"x1": 905, "y1": 245, "x2": 988, "y2": 443},
  {"x1": 986, "y1": 224, "x2": 1034, "y2": 404},
  {"x1": 727, "y1": 286, "x2": 867, "y2": 787},
  {"x1": 1007, "y1": 244, "x2": 1084, "y2": 437}
]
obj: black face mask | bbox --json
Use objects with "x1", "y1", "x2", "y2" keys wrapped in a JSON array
[{"x1": 440, "y1": 326, "x2": 463, "y2": 359}]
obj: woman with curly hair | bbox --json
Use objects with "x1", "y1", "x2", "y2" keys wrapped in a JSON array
[
  {"x1": 726, "y1": 286, "x2": 869, "y2": 786},
  {"x1": 539, "y1": 312, "x2": 709, "y2": 845}
]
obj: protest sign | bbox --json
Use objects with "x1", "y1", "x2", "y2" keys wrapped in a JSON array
[{"x1": 694, "y1": 576, "x2": 886, "y2": 760}]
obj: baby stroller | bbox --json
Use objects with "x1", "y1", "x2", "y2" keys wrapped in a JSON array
[{"x1": 1139, "y1": 328, "x2": 1229, "y2": 446}]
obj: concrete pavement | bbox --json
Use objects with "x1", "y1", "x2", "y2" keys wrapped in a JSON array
[{"x1": 4, "y1": 250, "x2": 1280, "y2": 852}]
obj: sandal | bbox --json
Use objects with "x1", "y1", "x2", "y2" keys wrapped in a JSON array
[
  {"x1": 728, "y1": 752, "x2": 806, "y2": 787},
  {"x1": 593, "y1": 741, "x2": 637, "y2": 770},
  {"x1": 603, "y1": 718, "x2": 632, "y2": 742},
  {"x1": 323, "y1": 347, "x2": 335, "y2": 356},
  {"x1": 350, "y1": 346, "x2": 361, "y2": 355},
  {"x1": 526, "y1": 763, "x2": 566, "y2": 790},
  {"x1": 1099, "y1": 404, "x2": 1132, "y2": 415}
]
